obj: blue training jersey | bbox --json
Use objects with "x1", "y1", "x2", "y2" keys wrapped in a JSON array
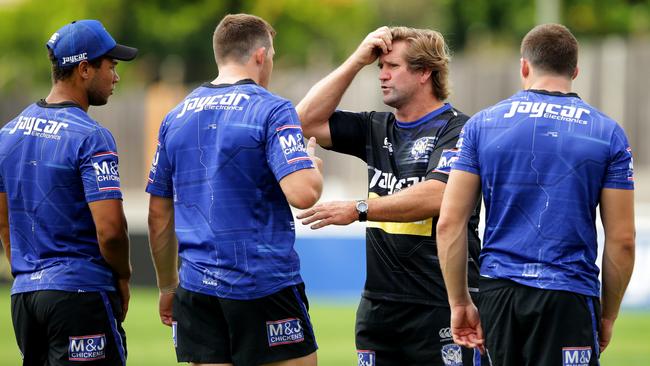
[
  {"x1": 453, "y1": 89, "x2": 634, "y2": 297},
  {"x1": 146, "y1": 79, "x2": 315, "y2": 300},
  {"x1": 0, "y1": 100, "x2": 123, "y2": 294}
]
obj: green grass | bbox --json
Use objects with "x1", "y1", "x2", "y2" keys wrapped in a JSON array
[
  {"x1": 0, "y1": 286, "x2": 358, "y2": 365},
  {"x1": 1, "y1": 286, "x2": 648, "y2": 365}
]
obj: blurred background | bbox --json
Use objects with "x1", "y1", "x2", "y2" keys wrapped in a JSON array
[{"x1": 1, "y1": 0, "x2": 649, "y2": 365}]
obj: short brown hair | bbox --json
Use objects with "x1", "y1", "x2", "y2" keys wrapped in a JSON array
[
  {"x1": 390, "y1": 26, "x2": 451, "y2": 101},
  {"x1": 213, "y1": 14, "x2": 276, "y2": 65},
  {"x1": 521, "y1": 24, "x2": 578, "y2": 78}
]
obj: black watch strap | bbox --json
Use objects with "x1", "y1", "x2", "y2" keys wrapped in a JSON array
[{"x1": 359, "y1": 210, "x2": 367, "y2": 222}]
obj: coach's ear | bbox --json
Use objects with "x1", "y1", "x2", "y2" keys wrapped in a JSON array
[
  {"x1": 419, "y1": 67, "x2": 433, "y2": 85},
  {"x1": 572, "y1": 65, "x2": 579, "y2": 80}
]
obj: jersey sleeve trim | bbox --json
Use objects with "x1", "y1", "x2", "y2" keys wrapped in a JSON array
[
  {"x1": 451, "y1": 163, "x2": 480, "y2": 175},
  {"x1": 274, "y1": 160, "x2": 315, "y2": 182},
  {"x1": 92, "y1": 151, "x2": 118, "y2": 157},
  {"x1": 85, "y1": 191, "x2": 123, "y2": 203},
  {"x1": 276, "y1": 125, "x2": 302, "y2": 131},
  {"x1": 145, "y1": 185, "x2": 174, "y2": 198},
  {"x1": 602, "y1": 182, "x2": 634, "y2": 190},
  {"x1": 286, "y1": 156, "x2": 313, "y2": 164}
]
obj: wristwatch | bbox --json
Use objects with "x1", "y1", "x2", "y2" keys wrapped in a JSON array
[{"x1": 356, "y1": 200, "x2": 368, "y2": 222}]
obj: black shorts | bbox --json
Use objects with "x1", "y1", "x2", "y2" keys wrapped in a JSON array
[
  {"x1": 173, "y1": 283, "x2": 318, "y2": 365},
  {"x1": 355, "y1": 296, "x2": 484, "y2": 366},
  {"x1": 11, "y1": 290, "x2": 127, "y2": 366},
  {"x1": 478, "y1": 278, "x2": 600, "y2": 366}
]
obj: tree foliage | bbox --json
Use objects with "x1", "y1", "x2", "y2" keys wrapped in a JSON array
[{"x1": 0, "y1": 0, "x2": 648, "y2": 91}]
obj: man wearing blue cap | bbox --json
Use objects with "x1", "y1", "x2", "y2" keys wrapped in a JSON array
[{"x1": 0, "y1": 20, "x2": 137, "y2": 365}]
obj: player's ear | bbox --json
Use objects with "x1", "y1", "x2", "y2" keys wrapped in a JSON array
[
  {"x1": 254, "y1": 47, "x2": 267, "y2": 66},
  {"x1": 571, "y1": 65, "x2": 579, "y2": 80},
  {"x1": 520, "y1": 58, "x2": 530, "y2": 79},
  {"x1": 77, "y1": 60, "x2": 92, "y2": 80}
]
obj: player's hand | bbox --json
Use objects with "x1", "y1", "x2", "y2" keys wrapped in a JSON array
[
  {"x1": 450, "y1": 302, "x2": 485, "y2": 354},
  {"x1": 116, "y1": 277, "x2": 130, "y2": 322},
  {"x1": 599, "y1": 317, "x2": 615, "y2": 353},
  {"x1": 297, "y1": 201, "x2": 358, "y2": 229},
  {"x1": 306, "y1": 137, "x2": 323, "y2": 172},
  {"x1": 351, "y1": 26, "x2": 392, "y2": 66},
  {"x1": 159, "y1": 292, "x2": 175, "y2": 327}
]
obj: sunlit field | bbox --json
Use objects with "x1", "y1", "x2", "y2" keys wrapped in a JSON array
[{"x1": 0, "y1": 286, "x2": 648, "y2": 365}]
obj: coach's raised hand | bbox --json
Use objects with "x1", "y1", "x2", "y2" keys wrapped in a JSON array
[
  {"x1": 296, "y1": 26, "x2": 393, "y2": 149},
  {"x1": 351, "y1": 26, "x2": 393, "y2": 66}
]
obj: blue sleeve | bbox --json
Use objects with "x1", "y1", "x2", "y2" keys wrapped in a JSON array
[
  {"x1": 265, "y1": 101, "x2": 315, "y2": 182},
  {"x1": 451, "y1": 113, "x2": 481, "y2": 175},
  {"x1": 603, "y1": 125, "x2": 634, "y2": 190},
  {"x1": 79, "y1": 128, "x2": 123, "y2": 202},
  {"x1": 146, "y1": 119, "x2": 174, "y2": 197}
]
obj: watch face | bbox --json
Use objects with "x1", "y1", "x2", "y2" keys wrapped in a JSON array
[{"x1": 357, "y1": 201, "x2": 368, "y2": 212}]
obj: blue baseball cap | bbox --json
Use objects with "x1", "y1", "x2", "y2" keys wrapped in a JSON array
[{"x1": 46, "y1": 19, "x2": 138, "y2": 68}]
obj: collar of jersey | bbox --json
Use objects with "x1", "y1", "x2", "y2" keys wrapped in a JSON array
[
  {"x1": 526, "y1": 89, "x2": 580, "y2": 98},
  {"x1": 201, "y1": 78, "x2": 257, "y2": 89},
  {"x1": 37, "y1": 99, "x2": 83, "y2": 109},
  {"x1": 395, "y1": 103, "x2": 452, "y2": 129}
]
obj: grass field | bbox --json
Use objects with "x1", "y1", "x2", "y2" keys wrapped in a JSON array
[{"x1": 1, "y1": 286, "x2": 649, "y2": 365}]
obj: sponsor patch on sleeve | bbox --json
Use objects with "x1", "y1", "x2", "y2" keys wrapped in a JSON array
[
  {"x1": 68, "y1": 334, "x2": 106, "y2": 361},
  {"x1": 91, "y1": 152, "x2": 120, "y2": 191},
  {"x1": 148, "y1": 141, "x2": 161, "y2": 184},
  {"x1": 441, "y1": 343, "x2": 463, "y2": 366},
  {"x1": 357, "y1": 350, "x2": 376, "y2": 366},
  {"x1": 433, "y1": 149, "x2": 460, "y2": 175},
  {"x1": 276, "y1": 125, "x2": 310, "y2": 164},
  {"x1": 562, "y1": 346, "x2": 592, "y2": 366},
  {"x1": 627, "y1": 146, "x2": 634, "y2": 181},
  {"x1": 266, "y1": 318, "x2": 304, "y2": 347},
  {"x1": 455, "y1": 135, "x2": 464, "y2": 149}
]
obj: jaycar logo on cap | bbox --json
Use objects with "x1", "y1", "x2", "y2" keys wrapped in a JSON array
[{"x1": 62, "y1": 52, "x2": 88, "y2": 65}]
